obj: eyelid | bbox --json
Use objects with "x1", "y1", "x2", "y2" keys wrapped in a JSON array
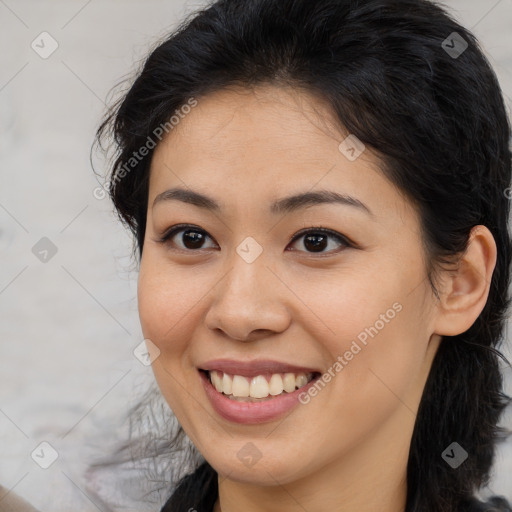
[{"x1": 155, "y1": 223, "x2": 210, "y2": 244}]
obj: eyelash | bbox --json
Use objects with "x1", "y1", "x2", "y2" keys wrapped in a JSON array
[{"x1": 155, "y1": 224, "x2": 354, "y2": 255}]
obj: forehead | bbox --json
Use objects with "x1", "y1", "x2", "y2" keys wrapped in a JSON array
[
  {"x1": 151, "y1": 85, "x2": 366, "y2": 180},
  {"x1": 148, "y1": 85, "x2": 414, "y2": 225},
  {"x1": 152, "y1": 85, "x2": 350, "y2": 165}
]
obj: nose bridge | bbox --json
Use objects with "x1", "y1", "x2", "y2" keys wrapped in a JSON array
[
  {"x1": 222, "y1": 233, "x2": 272, "y2": 299},
  {"x1": 205, "y1": 240, "x2": 290, "y2": 340},
  {"x1": 227, "y1": 244, "x2": 268, "y2": 298}
]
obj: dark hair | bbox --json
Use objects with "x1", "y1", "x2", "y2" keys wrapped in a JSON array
[{"x1": 94, "y1": 0, "x2": 512, "y2": 510}]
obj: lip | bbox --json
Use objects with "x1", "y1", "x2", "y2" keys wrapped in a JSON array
[
  {"x1": 199, "y1": 368, "x2": 321, "y2": 424},
  {"x1": 198, "y1": 359, "x2": 321, "y2": 378}
]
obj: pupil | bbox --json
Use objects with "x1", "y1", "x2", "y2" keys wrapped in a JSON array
[
  {"x1": 183, "y1": 230, "x2": 204, "y2": 249},
  {"x1": 304, "y1": 234, "x2": 327, "y2": 252}
]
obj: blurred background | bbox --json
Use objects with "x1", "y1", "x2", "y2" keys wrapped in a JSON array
[{"x1": 0, "y1": 1, "x2": 511, "y2": 510}]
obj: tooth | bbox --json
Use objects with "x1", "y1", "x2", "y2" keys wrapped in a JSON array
[
  {"x1": 211, "y1": 370, "x2": 313, "y2": 397},
  {"x1": 250, "y1": 375, "x2": 270, "y2": 398},
  {"x1": 222, "y1": 373, "x2": 233, "y2": 395},
  {"x1": 211, "y1": 371, "x2": 223, "y2": 392},
  {"x1": 232, "y1": 375, "x2": 250, "y2": 397},
  {"x1": 283, "y1": 373, "x2": 296, "y2": 393},
  {"x1": 295, "y1": 373, "x2": 308, "y2": 389},
  {"x1": 269, "y1": 374, "x2": 284, "y2": 395}
]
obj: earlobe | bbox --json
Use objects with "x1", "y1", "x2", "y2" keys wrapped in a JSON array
[{"x1": 433, "y1": 225, "x2": 497, "y2": 337}]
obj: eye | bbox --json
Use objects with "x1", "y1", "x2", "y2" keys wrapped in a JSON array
[
  {"x1": 287, "y1": 227, "x2": 352, "y2": 254},
  {"x1": 157, "y1": 224, "x2": 217, "y2": 251},
  {"x1": 156, "y1": 224, "x2": 353, "y2": 255}
]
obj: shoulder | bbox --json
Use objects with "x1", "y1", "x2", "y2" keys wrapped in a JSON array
[{"x1": 0, "y1": 485, "x2": 41, "y2": 512}]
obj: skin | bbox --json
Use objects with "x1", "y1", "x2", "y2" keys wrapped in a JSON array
[{"x1": 137, "y1": 85, "x2": 497, "y2": 512}]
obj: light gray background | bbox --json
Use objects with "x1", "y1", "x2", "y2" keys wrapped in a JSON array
[{"x1": 1, "y1": 1, "x2": 511, "y2": 511}]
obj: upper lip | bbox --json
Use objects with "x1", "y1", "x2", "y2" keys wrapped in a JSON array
[{"x1": 198, "y1": 359, "x2": 321, "y2": 378}]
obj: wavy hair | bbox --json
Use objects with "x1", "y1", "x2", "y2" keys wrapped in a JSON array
[{"x1": 92, "y1": 0, "x2": 512, "y2": 510}]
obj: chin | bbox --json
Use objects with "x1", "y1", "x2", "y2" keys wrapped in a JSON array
[{"x1": 205, "y1": 445, "x2": 314, "y2": 487}]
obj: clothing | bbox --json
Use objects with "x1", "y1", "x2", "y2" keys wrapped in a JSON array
[
  {"x1": 0, "y1": 486, "x2": 41, "y2": 512},
  {"x1": 159, "y1": 461, "x2": 218, "y2": 512}
]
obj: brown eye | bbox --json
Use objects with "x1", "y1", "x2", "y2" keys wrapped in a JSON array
[
  {"x1": 157, "y1": 224, "x2": 352, "y2": 255},
  {"x1": 288, "y1": 228, "x2": 351, "y2": 254},
  {"x1": 158, "y1": 225, "x2": 217, "y2": 251}
]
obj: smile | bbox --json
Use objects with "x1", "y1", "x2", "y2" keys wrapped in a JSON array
[{"x1": 198, "y1": 359, "x2": 322, "y2": 424}]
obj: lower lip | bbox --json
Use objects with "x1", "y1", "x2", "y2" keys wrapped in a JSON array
[{"x1": 199, "y1": 370, "x2": 319, "y2": 424}]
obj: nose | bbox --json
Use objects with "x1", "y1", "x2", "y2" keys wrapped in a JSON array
[{"x1": 204, "y1": 252, "x2": 291, "y2": 342}]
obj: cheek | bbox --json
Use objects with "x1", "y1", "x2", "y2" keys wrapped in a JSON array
[
  {"x1": 137, "y1": 261, "x2": 205, "y2": 421},
  {"x1": 137, "y1": 258, "x2": 204, "y2": 351},
  {"x1": 322, "y1": 299, "x2": 429, "y2": 433},
  {"x1": 301, "y1": 263, "x2": 429, "y2": 406}
]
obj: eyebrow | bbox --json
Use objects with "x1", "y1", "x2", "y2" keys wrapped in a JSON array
[{"x1": 152, "y1": 187, "x2": 373, "y2": 217}]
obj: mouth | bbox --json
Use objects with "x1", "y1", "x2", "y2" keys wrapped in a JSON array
[
  {"x1": 197, "y1": 360, "x2": 323, "y2": 424},
  {"x1": 199, "y1": 369, "x2": 319, "y2": 402}
]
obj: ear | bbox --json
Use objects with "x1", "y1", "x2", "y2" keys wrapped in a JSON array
[{"x1": 433, "y1": 225, "x2": 497, "y2": 337}]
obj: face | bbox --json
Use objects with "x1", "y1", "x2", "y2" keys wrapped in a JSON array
[{"x1": 138, "y1": 85, "x2": 442, "y2": 487}]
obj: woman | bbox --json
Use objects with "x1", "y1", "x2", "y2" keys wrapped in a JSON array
[{"x1": 93, "y1": 0, "x2": 512, "y2": 510}]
